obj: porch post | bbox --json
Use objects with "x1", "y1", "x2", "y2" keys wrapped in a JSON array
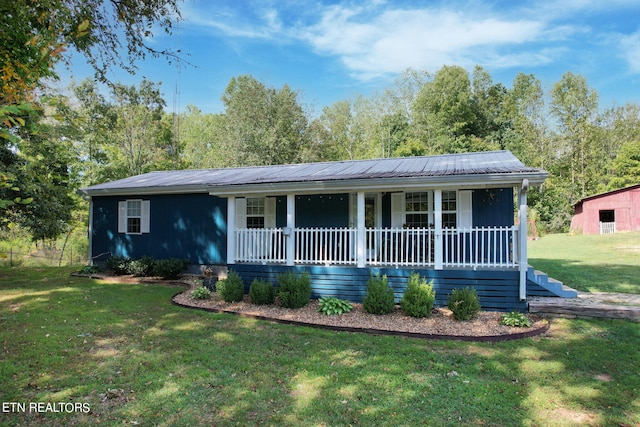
[
  {"x1": 434, "y1": 189, "x2": 443, "y2": 270},
  {"x1": 356, "y1": 191, "x2": 365, "y2": 268},
  {"x1": 518, "y1": 180, "x2": 529, "y2": 300},
  {"x1": 227, "y1": 196, "x2": 236, "y2": 265},
  {"x1": 286, "y1": 194, "x2": 295, "y2": 266},
  {"x1": 87, "y1": 197, "x2": 94, "y2": 265}
]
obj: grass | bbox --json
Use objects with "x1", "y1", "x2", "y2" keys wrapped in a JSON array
[
  {"x1": 0, "y1": 266, "x2": 638, "y2": 426},
  {"x1": 528, "y1": 231, "x2": 640, "y2": 293}
]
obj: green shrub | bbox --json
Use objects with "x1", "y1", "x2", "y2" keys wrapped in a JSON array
[
  {"x1": 249, "y1": 279, "x2": 275, "y2": 305},
  {"x1": 501, "y1": 311, "x2": 532, "y2": 327},
  {"x1": 129, "y1": 256, "x2": 155, "y2": 277},
  {"x1": 217, "y1": 270, "x2": 245, "y2": 302},
  {"x1": 190, "y1": 286, "x2": 211, "y2": 300},
  {"x1": 104, "y1": 255, "x2": 131, "y2": 275},
  {"x1": 401, "y1": 272, "x2": 435, "y2": 318},
  {"x1": 153, "y1": 258, "x2": 188, "y2": 279},
  {"x1": 277, "y1": 271, "x2": 311, "y2": 309},
  {"x1": 317, "y1": 296, "x2": 353, "y2": 315},
  {"x1": 363, "y1": 274, "x2": 395, "y2": 315},
  {"x1": 447, "y1": 287, "x2": 481, "y2": 320},
  {"x1": 78, "y1": 265, "x2": 101, "y2": 275}
]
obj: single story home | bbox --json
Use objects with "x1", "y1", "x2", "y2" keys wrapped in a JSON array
[
  {"x1": 80, "y1": 150, "x2": 574, "y2": 311},
  {"x1": 570, "y1": 183, "x2": 640, "y2": 234}
]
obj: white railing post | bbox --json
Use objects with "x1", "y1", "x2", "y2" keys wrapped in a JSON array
[
  {"x1": 286, "y1": 194, "x2": 295, "y2": 266},
  {"x1": 434, "y1": 190, "x2": 443, "y2": 270},
  {"x1": 356, "y1": 192, "x2": 366, "y2": 268},
  {"x1": 518, "y1": 180, "x2": 529, "y2": 300}
]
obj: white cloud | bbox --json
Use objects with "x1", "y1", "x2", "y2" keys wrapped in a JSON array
[{"x1": 619, "y1": 31, "x2": 640, "y2": 73}]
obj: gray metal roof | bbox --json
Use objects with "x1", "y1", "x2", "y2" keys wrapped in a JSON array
[{"x1": 80, "y1": 150, "x2": 548, "y2": 196}]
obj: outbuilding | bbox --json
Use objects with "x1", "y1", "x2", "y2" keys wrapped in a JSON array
[{"x1": 570, "y1": 184, "x2": 640, "y2": 235}]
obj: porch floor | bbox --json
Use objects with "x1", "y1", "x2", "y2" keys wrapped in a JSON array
[{"x1": 528, "y1": 292, "x2": 640, "y2": 321}]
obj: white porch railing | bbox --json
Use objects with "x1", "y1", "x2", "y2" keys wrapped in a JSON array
[
  {"x1": 234, "y1": 226, "x2": 518, "y2": 268},
  {"x1": 599, "y1": 222, "x2": 616, "y2": 234}
]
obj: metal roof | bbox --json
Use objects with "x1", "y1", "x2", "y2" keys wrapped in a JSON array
[{"x1": 80, "y1": 150, "x2": 548, "y2": 197}]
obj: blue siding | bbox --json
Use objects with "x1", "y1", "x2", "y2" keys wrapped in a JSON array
[
  {"x1": 296, "y1": 194, "x2": 349, "y2": 227},
  {"x1": 92, "y1": 194, "x2": 227, "y2": 264},
  {"x1": 231, "y1": 264, "x2": 526, "y2": 312},
  {"x1": 473, "y1": 188, "x2": 514, "y2": 227}
]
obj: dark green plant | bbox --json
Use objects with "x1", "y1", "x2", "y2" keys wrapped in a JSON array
[
  {"x1": 190, "y1": 286, "x2": 211, "y2": 300},
  {"x1": 78, "y1": 265, "x2": 101, "y2": 275},
  {"x1": 317, "y1": 296, "x2": 353, "y2": 315},
  {"x1": 401, "y1": 272, "x2": 435, "y2": 318},
  {"x1": 153, "y1": 258, "x2": 188, "y2": 279},
  {"x1": 501, "y1": 311, "x2": 532, "y2": 327},
  {"x1": 217, "y1": 270, "x2": 245, "y2": 302},
  {"x1": 104, "y1": 255, "x2": 131, "y2": 275},
  {"x1": 249, "y1": 279, "x2": 275, "y2": 305},
  {"x1": 129, "y1": 256, "x2": 155, "y2": 277},
  {"x1": 277, "y1": 271, "x2": 311, "y2": 309},
  {"x1": 447, "y1": 287, "x2": 481, "y2": 320},
  {"x1": 363, "y1": 274, "x2": 395, "y2": 315}
]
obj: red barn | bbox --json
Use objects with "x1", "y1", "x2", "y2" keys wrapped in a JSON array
[{"x1": 570, "y1": 184, "x2": 640, "y2": 234}]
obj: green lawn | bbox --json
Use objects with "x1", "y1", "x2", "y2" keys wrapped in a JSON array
[
  {"x1": 0, "y1": 266, "x2": 638, "y2": 426},
  {"x1": 528, "y1": 231, "x2": 640, "y2": 294}
]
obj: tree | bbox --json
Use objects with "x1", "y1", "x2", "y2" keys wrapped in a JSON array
[{"x1": 179, "y1": 105, "x2": 230, "y2": 169}]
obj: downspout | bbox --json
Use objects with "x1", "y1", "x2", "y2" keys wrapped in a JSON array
[{"x1": 518, "y1": 179, "x2": 529, "y2": 301}]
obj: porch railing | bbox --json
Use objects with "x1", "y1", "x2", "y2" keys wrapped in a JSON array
[{"x1": 234, "y1": 226, "x2": 518, "y2": 268}]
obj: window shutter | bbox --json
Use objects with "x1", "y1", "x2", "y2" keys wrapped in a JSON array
[
  {"x1": 141, "y1": 200, "x2": 151, "y2": 233},
  {"x1": 458, "y1": 190, "x2": 473, "y2": 228},
  {"x1": 235, "y1": 198, "x2": 247, "y2": 228},
  {"x1": 391, "y1": 193, "x2": 404, "y2": 228},
  {"x1": 265, "y1": 197, "x2": 276, "y2": 228},
  {"x1": 118, "y1": 201, "x2": 127, "y2": 233}
]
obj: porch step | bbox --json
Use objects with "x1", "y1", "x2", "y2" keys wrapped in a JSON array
[{"x1": 527, "y1": 267, "x2": 578, "y2": 298}]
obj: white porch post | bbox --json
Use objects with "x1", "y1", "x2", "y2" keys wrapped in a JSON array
[
  {"x1": 356, "y1": 191, "x2": 366, "y2": 268},
  {"x1": 434, "y1": 189, "x2": 443, "y2": 270},
  {"x1": 286, "y1": 194, "x2": 296, "y2": 266},
  {"x1": 518, "y1": 180, "x2": 529, "y2": 300},
  {"x1": 227, "y1": 196, "x2": 236, "y2": 265},
  {"x1": 87, "y1": 197, "x2": 94, "y2": 265}
]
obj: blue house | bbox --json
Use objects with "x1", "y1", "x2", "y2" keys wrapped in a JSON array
[{"x1": 80, "y1": 150, "x2": 574, "y2": 311}]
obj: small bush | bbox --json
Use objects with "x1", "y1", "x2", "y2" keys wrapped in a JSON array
[
  {"x1": 78, "y1": 265, "x2": 101, "y2": 275},
  {"x1": 105, "y1": 255, "x2": 131, "y2": 275},
  {"x1": 153, "y1": 258, "x2": 188, "y2": 279},
  {"x1": 363, "y1": 274, "x2": 395, "y2": 315},
  {"x1": 277, "y1": 271, "x2": 311, "y2": 309},
  {"x1": 249, "y1": 279, "x2": 275, "y2": 305},
  {"x1": 129, "y1": 256, "x2": 155, "y2": 277},
  {"x1": 447, "y1": 287, "x2": 481, "y2": 320},
  {"x1": 317, "y1": 297, "x2": 353, "y2": 315},
  {"x1": 217, "y1": 270, "x2": 245, "y2": 302},
  {"x1": 501, "y1": 312, "x2": 532, "y2": 327},
  {"x1": 401, "y1": 272, "x2": 435, "y2": 318},
  {"x1": 190, "y1": 286, "x2": 211, "y2": 300}
]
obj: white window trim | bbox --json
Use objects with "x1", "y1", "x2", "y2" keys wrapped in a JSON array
[
  {"x1": 235, "y1": 196, "x2": 276, "y2": 229},
  {"x1": 118, "y1": 199, "x2": 150, "y2": 234},
  {"x1": 391, "y1": 190, "x2": 472, "y2": 229}
]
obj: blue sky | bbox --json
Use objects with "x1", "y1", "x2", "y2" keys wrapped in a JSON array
[{"x1": 62, "y1": 0, "x2": 640, "y2": 115}]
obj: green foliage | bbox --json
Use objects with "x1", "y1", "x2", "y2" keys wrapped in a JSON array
[
  {"x1": 317, "y1": 296, "x2": 353, "y2": 316},
  {"x1": 400, "y1": 272, "x2": 435, "y2": 318},
  {"x1": 277, "y1": 271, "x2": 312, "y2": 309},
  {"x1": 447, "y1": 288, "x2": 481, "y2": 321},
  {"x1": 153, "y1": 258, "x2": 188, "y2": 279},
  {"x1": 249, "y1": 279, "x2": 275, "y2": 305},
  {"x1": 105, "y1": 255, "x2": 131, "y2": 275},
  {"x1": 190, "y1": 286, "x2": 211, "y2": 300},
  {"x1": 501, "y1": 312, "x2": 532, "y2": 328},
  {"x1": 363, "y1": 274, "x2": 396, "y2": 315},
  {"x1": 77, "y1": 265, "x2": 101, "y2": 275},
  {"x1": 217, "y1": 270, "x2": 245, "y2": 302},
  {"x1": 129, "y1": 256, "x2": 155, "y2": 277}
]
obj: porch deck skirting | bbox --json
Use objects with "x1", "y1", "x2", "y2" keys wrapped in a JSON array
[{"x1": 230, "y1": 264, "x2": 526, "y2": 312}]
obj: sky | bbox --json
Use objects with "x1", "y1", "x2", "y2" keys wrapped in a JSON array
[{"x1": 61, "y1": 0, "x2": 640, "y2": 115}]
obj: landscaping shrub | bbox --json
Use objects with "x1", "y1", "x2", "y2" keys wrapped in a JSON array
[
  {"x1": 153, "y1": 258, "x2": 188, "y2": 279},
  {"x1": 501, "y1": 311, "x2": 532, "y2": 327},
  {"x1": 78, "y1": 265, "x2": 101, "y2": 275},
  {"x1": 277, "y1": 271, "x2": 311, "y2": 309},
  {"x1": 400, "y1": 272, "x2": 435, "y2": 318},
  {"x1": 217, "y1": 270, "x2": 245, "y2": 302},
  {"x1": 249, "y1": 279, "x2": 275, "y2": 305},
  {"x1": 129, "y1": 256, "x2": 155, "y2": 277},
  {"x1": 447, "y1": 287, "x2": 481, "y2": 320},
  {"x1": 317, "y1": 296, "x2": 353, "y2": 315},
  {"x1": 190, "y1": 286, "x2": 211, "y2": 300},
  {"x1": 363, "y1": 274, "x2": 395, "y2": 315},
  {"x1": 104, "y1": 255, "x2": 131, "y2": 275}
]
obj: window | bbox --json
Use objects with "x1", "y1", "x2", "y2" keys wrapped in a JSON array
[
  {"x1": 405, "y1": 192, "x2": 431, "y2": 227},
  {"x1": 118, "y1": 200, "x2": 150, "y2": 234},
  {"x1": 442, "y1": 191, "x2": 457, "y2": 228},
  {"x1": 246, "y1": 197, "x2": 265, "y2": 229}
]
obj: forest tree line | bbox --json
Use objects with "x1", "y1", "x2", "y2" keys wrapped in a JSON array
[{"x1": 3, "y1": 64, "x2": 640, "y2": 244}]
